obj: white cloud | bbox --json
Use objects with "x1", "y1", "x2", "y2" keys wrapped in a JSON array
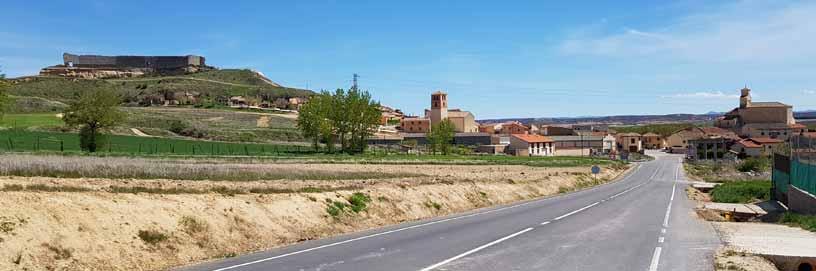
[
  {"x1": 664, "y1": 91, "x2": 739, "y2": 99},
  {"x1": 559, "y1": 1, "x2": 816, "y2": 64}
]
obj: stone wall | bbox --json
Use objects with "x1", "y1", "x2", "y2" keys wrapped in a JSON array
[
  {"x1": 62, "y1": 53, "x2": 206, "y2": 70},
  {"x1": 787, "y1": 185, "x2": 816, "y2": 215}
]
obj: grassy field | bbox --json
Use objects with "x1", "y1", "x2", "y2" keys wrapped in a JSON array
[
  {"x1": 709, "y1": 180, "x2": 771, "y2": 203},
  {"x1": 0, "y1": 155, "x2": 425, "y2": 182},
  {"x1": 121, "y1": 107, "x2": 302, "y2": 143},
  {"x1": 0, "y1": 113, "x2": 63, "y2": 128},
  {"x1": 0, "y1": 129, "x2": 312, "y2": 156}
]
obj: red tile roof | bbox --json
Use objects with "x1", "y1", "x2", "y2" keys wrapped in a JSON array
[
  {"x1": 749, "y1": 137, "x2": 784, "y2": 144},
  {"x1": 512, "y1": 134, "x2": 553, "y2": 143},
  {"x1": 737, "y1": 139, "x2": 761, "y2": 148}
]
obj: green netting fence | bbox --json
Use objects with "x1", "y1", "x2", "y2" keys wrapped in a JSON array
[{"x1": 792, "y1": 159, "x2": 816, "y2": 196}]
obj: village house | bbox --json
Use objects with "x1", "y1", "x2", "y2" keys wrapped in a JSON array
[
  {"x1": 616, "y1": 133, "x2": 643, "y2": 153},
  {"x1": 641, "y1": 133, "x2": 665, "y2": 149},
  {"x1": 665, "y1": 127, "x2": 739, "y2": 153},
  {"x1": 603, "y1": 134, "x2": 617, "y2": 154},
  {"x1": 548, "y1": 135, "x2": 604, "y2": 156},
  {"x1": 732, "y1": 137, "x2": 785, "y2": 158},
  {"x1": 508, "y1": 134, "x2": 555, "y2": 157},
  {"x1": 688, "y1": 137, "x2": 731, "y2": 161},
  {"x1": 400, "y1": 117, "x2": 430, "y2": 133},
  {"x1": 539, "y1": 125, "x2": 576, "y2": 136},
  {"x1": 715, "y1": 87, "x2": 806, "y2": 140},
  {"x1": 500, "y1": 121, "x2": 530, "y2": 135}
]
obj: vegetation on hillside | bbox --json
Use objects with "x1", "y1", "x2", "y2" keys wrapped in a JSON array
[
  {"x1": 62, "y1": 88, "x2": 125, "y2": 152},
  {"x1": 709, "y1": 180, "x2": 771, "y2": 203},
  {"x1": 8, "y1": 69, "x2": 313, "y2": 106},
  {"x1": 297, "y1": 88, "x2": 381, "y2": 153},
  {"x1": 0, "y1": 68, "x2": 10, "y2": 119},
  {"x1": 427, "y1": 119, "x2": 456, "y2": 154},
  {"x1": 611, "y1": 123, "x2": 698, "y2": 137}
]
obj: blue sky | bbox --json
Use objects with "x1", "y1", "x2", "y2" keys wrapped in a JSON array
[{"x1": 2, "y1": 1, "x2": 815, "y2": 119}]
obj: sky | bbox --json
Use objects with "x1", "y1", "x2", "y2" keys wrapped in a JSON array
[{"x1": 1, "y1": 0, "x2": 815, "y2": 119}]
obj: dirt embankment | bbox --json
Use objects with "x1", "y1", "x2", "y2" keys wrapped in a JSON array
[{"x1": 0, "y1": 164, "x2": 627, "y2": 271}]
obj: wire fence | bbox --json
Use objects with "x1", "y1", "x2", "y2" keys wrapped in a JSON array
[{"x1": 0, "y1": 131, "x2": 315, "y2": 156}]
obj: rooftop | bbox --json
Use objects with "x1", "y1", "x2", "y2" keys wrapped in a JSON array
[
  {"x1": 750, "y1": 101, "x2": 791, "y2": 108},
  {"x1": 512, "y1": 134, "x2": 553, "y2": 143}
]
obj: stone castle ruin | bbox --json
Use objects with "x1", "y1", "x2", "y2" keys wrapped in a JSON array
[{"x1": 40, "y1": 53, "x2": 213, "y2": 79}]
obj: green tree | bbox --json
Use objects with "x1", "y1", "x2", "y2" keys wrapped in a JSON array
[
  {"x1": 62, "y1": 88, "x2": 125, "y2": 152},
  {"x1": 427, "y1": 119, "x2": 456, "y2": 155},
  {"x1": 0, "y1": 67, "x2": 10, "y2": 120},
  {"x1": 296, "y1": 88, "x2": 381, "y2": 154}
]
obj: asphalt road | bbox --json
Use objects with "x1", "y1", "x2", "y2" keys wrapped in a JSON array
[{"x1": 179, "y1": 151, "x2": 720, "y2": 271}]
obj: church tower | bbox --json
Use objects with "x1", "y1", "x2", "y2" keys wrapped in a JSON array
[
  {"x1": 739, "y1": 86, "x2": 752, "y2": 109},
  {"x1": 430, "y1": 91, "x2": 448, "y2": 126}
]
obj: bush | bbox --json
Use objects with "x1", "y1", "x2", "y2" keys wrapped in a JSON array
[
  {"x1": 710, "y1": 180, "x2": 771, "y2": 203},
  {"x1": 779, "y1": 212, "x2": 816, "y2": 232},
  {"x1": 178, "y1": 216, "x2": 209, "y2": 235},
  {"x1": 79, "y1": 125, "x2": 108, "y2": 152},
  {"x1": 137, "y1": 229, "x2": 169, "y2": 245},
  {"x1": 348, "y1": 192, "x2": 371, "y2": 213},
  {"x1": 737, "y1": 157, "x2": 770, "y2": 173}
]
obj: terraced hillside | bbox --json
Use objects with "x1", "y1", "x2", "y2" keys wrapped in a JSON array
[{"x1": 3, "y1": 69, "x2": 311, "y2": 144}]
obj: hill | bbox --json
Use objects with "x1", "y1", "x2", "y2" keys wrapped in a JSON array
[{"x1": 8, "y1": 69, "x2": 313, "y2": 105}]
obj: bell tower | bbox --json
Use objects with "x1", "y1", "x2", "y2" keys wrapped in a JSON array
[
  {"x1": 740, "y1": 86, "x2": 752, "y2": 109},
  {"x1": 430, "y1": 91, "x2": 448, "y2": 126}
]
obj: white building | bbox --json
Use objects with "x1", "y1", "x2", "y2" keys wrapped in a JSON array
[{"x1": 509, "y1": 134, "x2": 555, "y2": 156}]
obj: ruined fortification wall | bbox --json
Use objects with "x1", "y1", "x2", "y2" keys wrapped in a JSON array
[{"x1": 62, "y1": 53, "x2": 206, "y2": 70}]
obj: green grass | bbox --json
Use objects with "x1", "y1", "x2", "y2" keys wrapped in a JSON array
[
  {"x1": 186, "y1": 69, "x2": 279, "y2": 86},
  {"x1": 0, "y1": 129, "x2": 311, "y2": 156},
  {"x1": 779, "y1": 212, "x2": 816, "y2": 232},
  {"x1": 0, "y1": 113, "x2": 63, "y2": 128},
  {"x1": 710, "y1": 180, "x2": 771, "y2": 203}
]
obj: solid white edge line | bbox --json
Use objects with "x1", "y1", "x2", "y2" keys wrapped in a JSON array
[
  {"x1": 649, "y1": 247, "x2": 662, "y2": 271},
  {"x1": 419, "y1": 227, "x2": 534, "y2": 271}
]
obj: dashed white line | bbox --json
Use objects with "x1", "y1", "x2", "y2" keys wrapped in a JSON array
[
  {"x1": 649, "y1": 247, "x2": 663, "y2": 271},
  {"x1": 554, "y1": 202, "x2": 599, "y2": 221},
  {"x1": 658, "y1": 237, "x2": 665, "y2": 243},
  {"x1": 540, "y1": 221, "x2": 551, "y2": 225},
  {"x1": 419, "y1": 227, "x2": 534, "y2": 271}
]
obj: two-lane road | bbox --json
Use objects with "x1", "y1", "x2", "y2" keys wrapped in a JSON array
[{"x1": 180, "y1": 151, "x2": 720, "y2": 271}]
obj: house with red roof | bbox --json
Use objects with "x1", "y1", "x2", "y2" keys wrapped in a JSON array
[
  {"x1": 508, "y1": 134, "x2": 554, "y2": 156},
  {"x1": 732, "y1": 137, "x2": 785, "y2": 157}
]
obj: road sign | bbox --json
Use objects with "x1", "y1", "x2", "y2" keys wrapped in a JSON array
[{"x1": 591, "y1": 165, "x2": 601, "y2": 175}]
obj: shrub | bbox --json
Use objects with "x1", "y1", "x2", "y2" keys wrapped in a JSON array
[
  {"x1": 42, "y1": 243, "x2": 72, "y2": 260},
  {"x1": 737, "y1": 157, "x2": 770, "y2": 173},
  {"x1": 348, "y1": 192, "x2": 371, "y2": 213},
  {"x1": 137, "y1": 229, "x2": 169, "y2": 245},
  {"x1": 178, "y1": 216, "x2": 209, "y2": 235},
  {"x1": 326, "y1": 201, "x2": 346, "y2": 217},
  {"x1": 79, "y1": 125, "x2": 109, "y2": 152},
  {"x1": 710, "y1": 180, "x2": 771, "y2": 203}
]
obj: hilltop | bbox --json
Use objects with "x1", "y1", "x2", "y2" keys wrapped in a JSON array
[{"x1": 8, "y1": 69, "x2": 313, "y2": 106}]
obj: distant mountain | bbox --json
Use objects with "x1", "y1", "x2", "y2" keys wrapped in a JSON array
[{"x1": 480, "y1": 111, "x2": 816, "y2": 125}]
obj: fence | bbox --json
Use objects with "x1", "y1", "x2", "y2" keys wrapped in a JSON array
[
  {"x1": 0, "y1": 130, "x2": 314, "y2": 156},
  {"x1": 787, "y1": 135, "x2": 816, "y2": 196}
]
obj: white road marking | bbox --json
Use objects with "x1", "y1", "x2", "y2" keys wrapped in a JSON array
[
  {"x1": 419, "y1": 227, "x2": 534, "y2": 271},
  {"x1": 658, "y1": 237, "x2": 665, "y2": 243},
  {"x1": 649, "y1": 246, "x2": 662, "y2": 271},
  {"x1": 210, "y1": 202, "x2": 537, "y2": 271},
  {"x1": 554, "y1": 202, "x2": 599, "y2": 221},
  {"x1": 211, "y1": 162, "x2": 652, "y2": 271},
  {"x1": 540, "y1": 221, "x2": 551, "y2": 225},
  {"x1": 661, "y1": 229, "x2": 666, "y2": 234}
]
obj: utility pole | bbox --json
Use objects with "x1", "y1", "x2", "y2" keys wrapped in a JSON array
[{"x1": 352, "y1": 73, "x2": 359, "y2": 90}]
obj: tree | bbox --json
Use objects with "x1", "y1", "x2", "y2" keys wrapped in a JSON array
[
  {"x1": 427, "y1": 119, "x2": 456, "y2": 155},
  {"x1": 62, "y1": 88, "x2": 125, "y2": 152},
  {"x1": 0, "y1": 67, "x2": 9, "y2": 120},
  {"x1": 296, "y1": 88, "x2": 381, "y2": 154}
]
